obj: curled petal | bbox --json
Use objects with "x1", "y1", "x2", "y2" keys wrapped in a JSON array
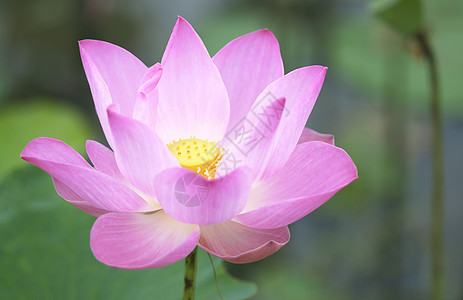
[
  {"x1": 79, "y1": 40, "x2": 147, "y2": 147},
  {"x1": 90, "y1": 211, "x2": 200, "y2": 269},
  {"x1": 21, "y1": 137, "x2": 152, "y2": 213},
  {"x1": 298, "y1": 127, "x2": 334, "y2": 145},
  {"x1": 132, "y1": 63, "x2": 162, "y2": 128},
  {"x1": 21, "y1": 137, "x2": 90, "y2": 168},
  {"x1": 154, "y1": 167, "x2": 252, "y2": 225},
  {"x1": 235, "y1": 141, "x2": 358, "y2": 229},
  {"x1": 258, "y1": 66, "x2": 328, "y2": 179},
  {"x1": 199, "y1": 221, "x2": 289, "y2": 264},
  {"x1": 79, "y1": 40, "x2": 147, "y2": 114}
]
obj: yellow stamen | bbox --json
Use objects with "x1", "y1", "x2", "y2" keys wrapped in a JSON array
[{"x1": 167, "y1": 138, "x2": 223, "y2": 179}]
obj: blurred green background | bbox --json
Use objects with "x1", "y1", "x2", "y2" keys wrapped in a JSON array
[{"x1": 1, "y1": 0, "x2": 462, "y2": 299}]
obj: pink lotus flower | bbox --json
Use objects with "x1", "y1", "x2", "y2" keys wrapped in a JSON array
[{"x1": 21, "y1": 17, "x2": 357, "y2": 269}]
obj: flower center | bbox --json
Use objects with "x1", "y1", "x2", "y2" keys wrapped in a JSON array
[{"x1": 167, "y1": 138, "x2": 222, "y2": 179}]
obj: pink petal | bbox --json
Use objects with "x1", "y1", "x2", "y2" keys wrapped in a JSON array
[
  {"x1": 137, "y1": 63, "x2": 162, "y2": 95},
  {"x1": 80, "y1": 45, "x2": 114, "y2": 146},
  {"x1": 234, "y1": 141, "x2": 358, "y2": 229},
  {"x1": 79, "y1": 40, "x2": 147, "y2": 115},
  {"x1": 22, "y1": 138, "x2": 104, "y2": 216},
  {"x1": 107, "y1": 107, "x2": 179, "y2": 198},
  {"x1": 79, "y1": 40, "x2": 147, "y2": 146},
  {"x1": 257, "y1": 66, "x2": 328, "y2": 179},
  {"x1": 155, "y1": 17, "x2": 229, "y2": 143},
  {"x1": 154, "y1": 166, "x2": 252, "y2": 225},
  {"x1": 90, "y1": 211, "x2": 200, "y2": 269},
  {"x1": 53, "y1": 179, "x2": 108, "y2": 216},
  {"x1": 213, "y1": 29, "x2": 284, "y2": 132},
  {"x1": 21, "y1": 137, "x2": 91, "y2": 168},
  {"x1": 21, "y1": 137, "x2": 152, "y2": 213},
  {"x1": 298, "y1": 127, "x2": 334, "y2": 145},
  {"x1": 86, "y1": 140, "x2": 123, "y2": 180},
  {"x1": 199, "y1": 221, "x2": 289, "y2": 264},
  {"x1": 132, "y1": 63, "x2": 162, "y2": 129},
  {"x1": 219, "y1": 97, "x2": 286, "y2": 181}
]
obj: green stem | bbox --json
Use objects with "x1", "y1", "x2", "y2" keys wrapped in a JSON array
[
  {"x1": 416, "y1": 32, "x2": 444, "y2": 300},
  {"x1": 183, "y1": 247, "x2": 198, "y2": 300}
]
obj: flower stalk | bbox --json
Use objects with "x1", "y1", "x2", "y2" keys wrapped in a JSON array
[
  {"x1": 183, "y1": 247, "x2": 198, "y2": 300},
  {"x1": 415, "y1": 31, "x2": 444, "y2": 300}
]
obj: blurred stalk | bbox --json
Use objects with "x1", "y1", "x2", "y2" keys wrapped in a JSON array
[
  {"x1": 415, "y1": 31, "x2": 444, "y2": 300},
  {"x1": 183, "y1": 247, "x2": 198, "y2": 300},
  {"x1": 378, "y1": 31, "x2": 409, "y2": 299}
]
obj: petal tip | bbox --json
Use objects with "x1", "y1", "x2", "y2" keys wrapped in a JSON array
[
  {"x1": 77, "y1": 39, "x2": 87, "y2": 47},
  {"x1": 260, "y1": 28, "x2": 276, "y2": 37},
  {"x1": 175, "y1": 16, "x2": 192, "y2": 29},
  {"x1": 313, "y1": 65, "x2": 328, "y2": 81},
  {"x1": 249, "y1": 28, "x2": 279, "y2": 44},
  {"x1": 85, "y1": 139, "x2": 101, "y2": 153},
  {"x1": 20, "y1": 137, "x2": 54, "y2": 160},
  {"x1": 78, "y1": 39, "x2": 99, "y2": 51},
  {"x1": 314, "y1": 65, "x2": 328, "y2": 72},
  {"x1": 257, "y1": 28, "x2": 272, "y2": 34}
]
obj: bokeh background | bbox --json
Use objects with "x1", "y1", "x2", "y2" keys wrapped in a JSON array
[{"x1": 1, "y1": 0, "x2": 462, "y2": 299}]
